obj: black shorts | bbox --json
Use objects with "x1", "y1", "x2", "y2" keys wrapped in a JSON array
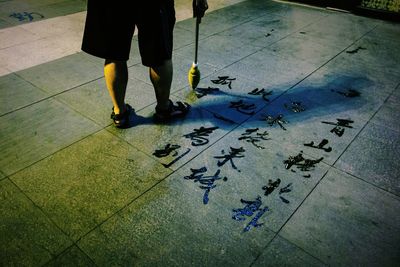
[{"x1": 81, "y1": 1, "x2": 175, "y2": 67}]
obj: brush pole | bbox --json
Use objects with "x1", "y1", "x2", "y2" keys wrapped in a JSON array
[{"x1": 194, "y1": 16, "x2": 200, "y2": 64}]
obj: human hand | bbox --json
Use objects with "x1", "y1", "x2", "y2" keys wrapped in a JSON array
[{"x1": 193, "y1": 0, "x2": 208, "y2": 18}]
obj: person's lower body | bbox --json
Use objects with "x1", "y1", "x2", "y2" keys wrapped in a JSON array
[{"x1": 81, "y1": 0, "x2": 188, "y2": 128}]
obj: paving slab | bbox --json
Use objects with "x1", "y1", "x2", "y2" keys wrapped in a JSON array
[
  {"x1": 56, "y1": 76, "x2": 156, "y2": 127},
  {"x1": 0, "y1": 72, "x2": 48, "y2": 115},
  {"x1": 0, "y1": 66, "x2": 10, "y2": 77},
  {"x1": 335, "y1": 122, "x2": 400, "y2": 196},
  {"x1": 107, "y1": 97, "x2": 237, "y2": 171},
  {"x1": 265, "y1": 33, "x2": 344, "y2": 66},
  {"x1": 10, "y1": 130, "x2": 172, "y2": 241},
  {"x1": 16, "y1": 52, "x2": 103, "y2": 95},
  {"x1": 78, "y1": 170, "x2": 276, "y2": 266},
  {"x1": 222, "y1": 48, "x2": 317, "y2": 91},
  {"x1": 19, "y1": 11, "x2": 86, "y2": 39},
  {"x1": 369, "y1": 93, "x2": 400, "y2": 133},
  {"x1": 0, "y1": 98, "x2": 101, "y2": 176},
  {"x1": 175, "y1": 4, "x2": 254, "y2": 38},
  {"x1": 252, "y1": 235, "x2": 326, "y2": 267},
  {"x1": 44, "y1": 245, "x2": 95, "y2": 267},
  {"x1": 0, "y1": 26, "x2": 41, "y2": 49},
  {"x1": 300, "y1": 11, "x2": 378, "y2": 47},
  {"x1": 366, "y1": 20, "x2": 400, "y2": 43},
  {"x1": 343, "y1": 35, "x2": 400, "y2": 75},
  {"x1": 0, "y1": 179, "x2": 72, "y2": 267},
  {"x1": 280, "y1": 168, "x2": 400, "y2": 266},
  {"x1": 0, "y1": 0, "x2": 86, "y2": 27},
  {"x1": 175, "y1": 33, "x2": 261, "y2": 69}
]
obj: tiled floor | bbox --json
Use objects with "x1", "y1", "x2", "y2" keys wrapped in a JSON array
[{"x1": 1, "y1": 0, "x2": 399, "y2": 266}]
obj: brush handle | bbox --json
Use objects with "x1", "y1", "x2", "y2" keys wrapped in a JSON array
[{"x1": 194, "y1": 16, "x2": 200, "y2": 64}]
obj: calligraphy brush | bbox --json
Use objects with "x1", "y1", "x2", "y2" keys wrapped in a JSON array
[{"x1": 188, "y1": 16, "x2": 201, "y2": 89}]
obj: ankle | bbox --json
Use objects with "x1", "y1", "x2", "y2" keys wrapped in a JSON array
[
  {"x1": 113, "y1": 104, "x2": 126, "y2": 115},
  {"x1": 156, "y1": 100, "x2": 171, "y2": 113}
]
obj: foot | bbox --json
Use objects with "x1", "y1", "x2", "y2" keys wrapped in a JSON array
[
  {"x1": 111, "y1": 104, "x2": 133, "y2": 128},
  {"x1": 153, "y1": 100, "x2": 190, "y2": 123}
]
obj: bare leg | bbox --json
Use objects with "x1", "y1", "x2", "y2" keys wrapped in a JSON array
[
  {"x1": 149, "y1": 59, "x2": 173, "y2": 111},
  {"x1": 104, "y1": 59, "x2": 128, "y2": 115}
]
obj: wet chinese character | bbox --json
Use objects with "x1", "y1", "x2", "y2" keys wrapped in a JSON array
[
  {"x1": 238, "y1": 128, "x2": 270, "y2": 149},
  {"x1": 183, "y1": 126, "x2": 219, "y2": 146},
  {"x1": 211, "y1": 76, "x2": 236, "y2": 89},
  {"x1": 304, "y1": 139, "x2": 332, "y2": 152},
  {"x1": 232, "y1": 196, "x2": 269, "y2": 232},
  {"x1": 248, "y1": 88, "x2": 273, "y2": 102},
  {"x1": 194, "y1": 87, "x2": 220, "y2": 98},
  {"x1": 284, "y1": 101, "x2": 306, "y2": 113},
  {"x1": 261, "y1": 114, "x2": 288, "y2": 130},
  {"x1": 162, "y1": 148, "x2": 191, "y2": 168},
  {"x1": 331, "y1": 89, "x2": 361, "y2": 98},
  {"x1": 279, "y1": 183, "x2": 292, "y2": 204},
  {"x1": 184, "y1": 167, "x2": 227, "y2": 204},
  {"x1": 322, "y1": 118, "x2": 354, "y2": 137},
  {"x1": 214, "y1": 147, "x2": 245, "y2": 171},
  {"x1": 9, "y1": 12, "x2": 44, "y2": 22},
  {"x1": 284, "y1": 152, "x2": 323, "y2": 173},
  {"x1": 346, "y1": 46, "x2": 366, "y2": 54},
  {"x1": 153, "y1": 144, "x2": 181, "y2": 158},
  {"x1": 213, "y1": 113, "x2": 236, "y2": 124},
  {"x1": 262, "y1": 178, "x2": 281, "y2": 196},
  {"x1": 229, "y1": 100, "x2": 256, "y2": 115}
]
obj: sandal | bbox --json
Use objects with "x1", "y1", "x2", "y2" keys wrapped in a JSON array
[
  {"x1": 153, "y1": 100, "x2": 190, "y2": 123},
  {"x1": 111, "y1": 104, "x2": 133, "y2": 128}
]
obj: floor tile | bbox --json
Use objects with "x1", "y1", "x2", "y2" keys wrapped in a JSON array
[
  {"x1": 78, "y1": 173, "x2": 276, "y2": 266},
  {"x1": 222, "y1": 48, "x2": 316, "y2": 90},
  {"x1": 44, "y1": 245, "x2": 95, "y2": 267},
  {"x1": 10, "y1": 130, "x2": 172, "y2": 241},
  {"x1": 280, "y1": 168, "x2": 400, "y2": 266},
  {"x1": 0, "y1": 26, "x2": 41, "y2": 49},
  {"x1": 0, "y1": 179, "x2": 72, "y2": 266},
  {"x1": 175, "y1": 5, "x2": 253, "y2": 38},
  {"x1": 16, "y1": 52, "x2": 103, "y2": 95},
  {"x1": 175, "y1": 33, "x2": 261, "y2": 69},
  {"x1": 19, "y1": 11, "x2": 86, "y2": 39},
  {"x1": 265, "y1": 33, "x2": 344, "y2": 66},
  {"x1": 252, "y1": 235, "x2": 326, "y2": 267},
  {"x1": 56, "y1": 76, "x2": 156, "y2": 127},
  {"x1": 366, "y1": 20, "x2": 400, "y2": 43},
  {"x1": 335, "y1": 122, "x2": 400, "y2": 196},
  {"x1": 370, "y1": 93, "x2": 400, "y2": 133},
  {"x1": 0, "y1": 73, "x2": 48, "y2": 115},
  {"x1": 0, "y1": 66, "x2": 11, "y2": 77},
  {"x1": 0, "y1": 98, "x2": 101, "y2": 176},
  {"x1": 343, "y1": 35, "x2": 400, "y2": 75},
  {"x1": 301, "y1": 11, "x2": 377, "y2": 46}
]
